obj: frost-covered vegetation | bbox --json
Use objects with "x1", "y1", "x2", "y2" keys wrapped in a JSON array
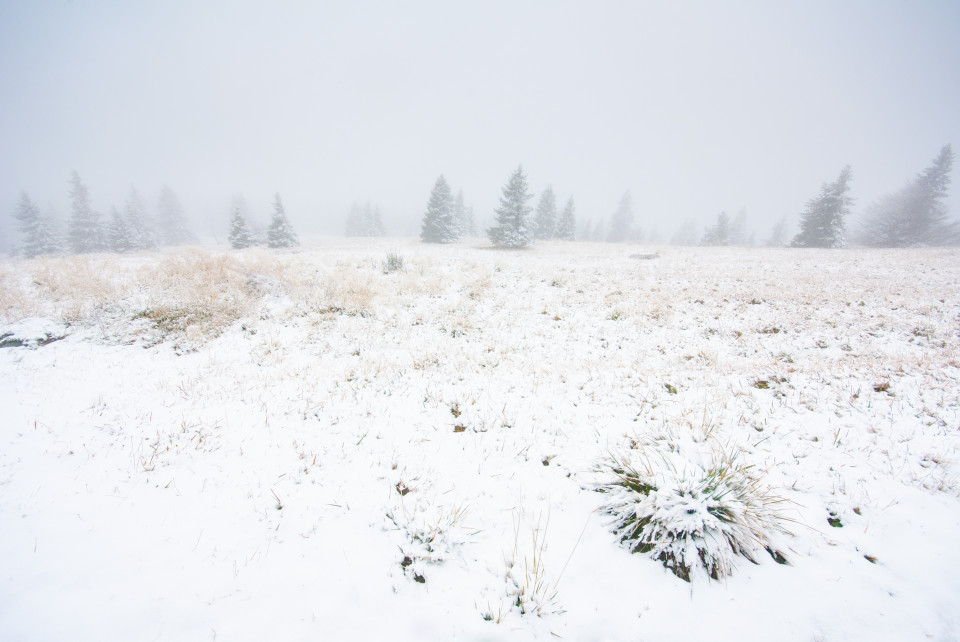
[{"x1": 1, "y1": 240, "x2": 959, "y2": 640}]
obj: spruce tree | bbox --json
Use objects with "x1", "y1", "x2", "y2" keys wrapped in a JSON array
[
  {"x1": 671, "y1": 219, "x2": 700, "y2": 246},
  {"x1": 421, "y1": 175, "x2": 458, "y2": 243},
  {"x1": 345, "y1": 203, "x2": 365, "y2": 237},
  {"x1": 791, "y1": 166, "x2": 853, "y2": 248},
  {"x1": 267, "y1": 193, "x2": 299, "y2": 248},
  {"x1": 556, "y1": 196, "x2": 576, "y2": 240},
  {"x1": 487, "y1": 165, "x2": 533, "y2": 249},
  {"x1": 124, "y1": 187, "x2": 157, "y2": 251},
  {"x1": 107, "y1": 206, "x2": 133, "y2": 253},
  {"x1": 729, "y1": 209, "x2": 752, "y2": 246},
  {"x1": 533, "y1": 186, "x2": 557, "y2": 240},
  {"x1": 765, "y1": 216, "x2": 789, "y2": 247},
  {"x1": 66, "y1": 171, "x2": 105, "y2": 253},
  {"x1": 701, "y1": 212, "x2": 731, "y2": 246},
  {"x1": 370, "y1": 204, "x2": 385, "y2": 236},
  {"x1": 858, "y1": 144, "x2": 957, "y2": 247},
  {"x1": 157, "y1": 185, "x2": 195, "y2": 246},
  {"x1": 228, "y1": 207, "x2": 255, "y2": 249},
  {"x1": 452, "y1": 190, "x2": 475, "y2": 238},
  {"x1": 13, "y1": 192, "x2": 46, "y2": 258},
  {"x1": 607, "y1": 191, "x2": 634, "y2": 242},
  {"x1": 345, "y1": 202, "x2": 385, "y2": 237}
]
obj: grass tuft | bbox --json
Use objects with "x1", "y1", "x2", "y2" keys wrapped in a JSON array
[{"x1": 598, "y1": 440, "x2": 791, "y2": 582}]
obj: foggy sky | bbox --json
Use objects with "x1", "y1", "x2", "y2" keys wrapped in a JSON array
[{"x1": 2, "y1": 0, "x2": 959, "y2": 244}]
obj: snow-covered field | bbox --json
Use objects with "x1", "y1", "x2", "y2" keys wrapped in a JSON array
[{"x1": 2, "y1": 239, "x2": 959, "y2": 641}]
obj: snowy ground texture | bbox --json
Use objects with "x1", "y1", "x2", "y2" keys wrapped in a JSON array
[{"x1": 2, "y1": 239, "x2": 960, "y2": 641}]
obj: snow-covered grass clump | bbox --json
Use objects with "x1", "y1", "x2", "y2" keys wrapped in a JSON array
[
  {"x1": 2, "y1": 239, "x2": 960, "y2": 641},
  {"x1": 599, "y1": 427, "x2": 790, "y2": 581}
]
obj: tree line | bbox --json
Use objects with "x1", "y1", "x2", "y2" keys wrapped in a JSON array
[
  {"x1": 418, "y1": 143, "x2": 955, "y2": 250},
  {"x1": 227, "y1": 194, "x2": 299, "y2": 249},
  {"x1": 11, "y1": 172, "x2": 300, "y2": 257},
  {"x1": 11, "y1": 144, "x2": 956, "y2": 255},
  {"x1": 419, "y1": 167, "x2": 575, "y2": 248},
  {"x1": 701, "y1": 144, "x2": 956, "y2": 248},
  {"x1": 13, "y1": 172, "x2": 195, "y2": 258}
]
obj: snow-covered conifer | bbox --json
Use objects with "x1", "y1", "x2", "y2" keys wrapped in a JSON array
[
  {"x1": 607, "y1": 191, "x2": 635, "y2": 242},
  {"x1": 791, "y1": 166, "x2": 853, "y2": 248},
  {"x1": 227, "y1": 207, "x2": 255, "y2": 249},
  {"x1": 107, "y1": 206, "x2": 133, "y2": 253},
  {"x1": 857, "y1": 144, "x2": 957, "y2": 247},
  {"x1": 13, "y1": 192, "x2": 50, "y2": 258},
  {"x1": 556, "y1": 196, "x2": 576, "y2": 240},
  {"x1": 124, "y1": 188, "x2": 157, "y2": 251},
  {"x1": 267, "y1": 193, "x2": 299, "y2": 248},
  {"x1": 701, "y1": 212, "x2": 731, "y2": 246},
  {"x1": 345, "y1": 202, "x2": 385, "y2": 237},
  {"x1": 452, "y1": 190, "x2": 475, "y2": 238},
  {"x1": 729, "y1": 209, "x2": 752, "y2": 246},
  {"x1": 533, "y1": 186, "x2": 557, "y2": 240},
  {"x1": 421, "y1": 175, "x2": 458, "y2": 243},
  {"x1": 670, "y1": 219, "x2": 699, "y2": 246},
  {"x1": 67, "y1": 171, "x2": 105, "y2": 253},
  {"x1": 487, "y1": 166, "x2": 533, "y2": 249},
  {"x1": 157, "y1": 185, "x2": 195, "y2": 246},
  {"x1": 765, "y1": 216, "x2": 789, "y2": 247}
]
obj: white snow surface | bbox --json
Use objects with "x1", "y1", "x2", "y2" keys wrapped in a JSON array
[{"x1": 1, "y1": 240, "x2": 959, "y2": 641}]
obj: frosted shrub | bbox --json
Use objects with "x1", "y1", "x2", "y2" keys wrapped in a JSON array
[{"x1": 598, "y1": 442, "x2": 790, "y2": 582}]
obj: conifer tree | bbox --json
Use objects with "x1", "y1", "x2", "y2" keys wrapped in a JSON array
[
  {"x1": 107, "y1": 206, "x2": 133, "y2": 252},
  {"x1": 791, "y1": 165, "x2": 853, "y2": 248},
  {"x1": 157, "y1": 185, "x2": 195, "y2": 246},
  {"x1": 67, "y1": 171, "x2": 105, "y2": 253},
  {"x1": 858, "y1": 144, "x2": 957, "y2": 247},
  {"x1": 345, "y1": 202, "x2": 385, "y2": 237},
  {"x1": 13, "y1": 192, "x2": 47, "y2": 258},
  {"x1": 370, "y1": 204, "x2": 385, "y2": 236},
  {"x1": 607, "y1": 191, "x2": 634, "y2": 242},
  {"x1": 533, "y1": 186, "x2": 557, "y2": 240},
  {"x1": 267, "y1": 193, "x2": 299, "y2": 248},
  {"x1": 421, "y1": 175, "x2": 458, "y2": 243},
  {"x1": 556, "y1": 196, "x2": 577, "y2": 240},
  {"x1": 765, "y1": 216, "x2": 789, "y2": 247},
  {"x1": 701, "y1": 212, "x2": 731, "y2": 246},
  {"x1": 228, "y1": 207, "x2": 255, "y2": 249},
  {"x1": 729, "y1": 208, "x2": 752, "y2": 246},
  {"x1": 487, "y1": 165, "x2": 533, "y2": 249},
  {"x1": 671, "y1": 219, "x2": 700, "y2": 246},
  {"x1": 452, "y1": 190, "x2": 475, "y2": 237},
  {"x1": 124, "y1": 187, "x2": 157, "y2": 251}
]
